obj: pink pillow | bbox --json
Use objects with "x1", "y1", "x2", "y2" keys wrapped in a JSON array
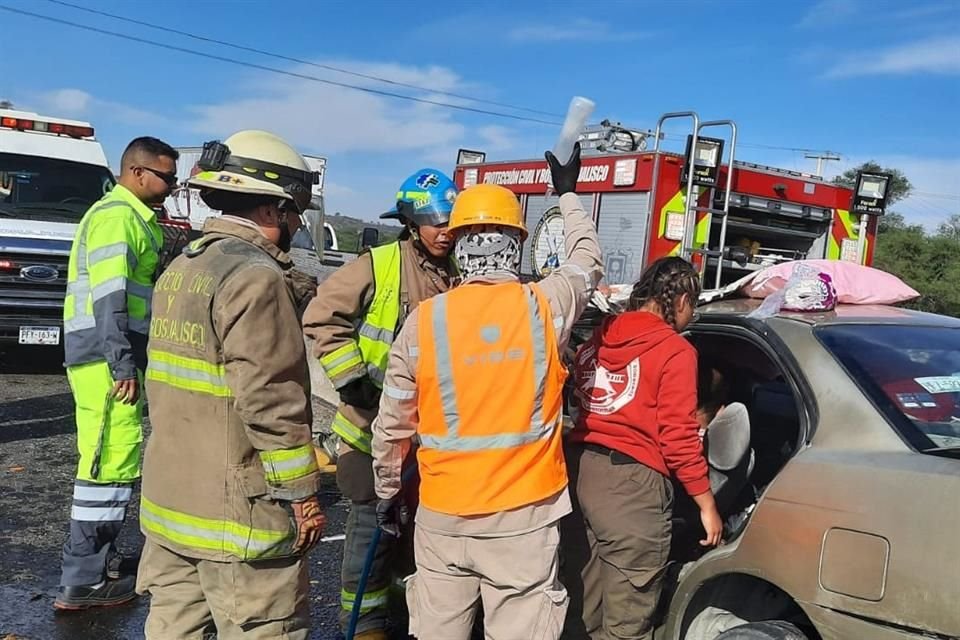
[{"x1": 741, "y1": 260, "x2": 919, "y2": 305}]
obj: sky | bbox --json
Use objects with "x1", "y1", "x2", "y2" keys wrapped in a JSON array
[{"x1": 1, "y1": 0, "x2": 958, "y2": 229}]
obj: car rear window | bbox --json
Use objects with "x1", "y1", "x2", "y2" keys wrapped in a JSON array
[{"x1": 816, "y1": 324, "x2": 960, "y2": 454}]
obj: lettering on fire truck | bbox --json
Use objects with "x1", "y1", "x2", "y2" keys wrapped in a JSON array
[{"x1": 483, "y1": 165, "x2": 610, "y2": 187}]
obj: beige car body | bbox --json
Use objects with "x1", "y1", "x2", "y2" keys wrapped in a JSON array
[{"x1": 654, "y1": 300, "x2": 960, "y2": 640}]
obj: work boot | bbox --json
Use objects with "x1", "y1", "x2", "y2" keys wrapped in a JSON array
[{"x1": 54, "y1": 575, "x2": 137, "y2": 610}]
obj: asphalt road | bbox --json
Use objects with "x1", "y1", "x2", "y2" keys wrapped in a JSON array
[{"x1": 0, "y1": 343, "x2": 350, "y2": 640}]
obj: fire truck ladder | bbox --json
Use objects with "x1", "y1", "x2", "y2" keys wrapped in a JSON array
[
  {"x1": 697, "y1": 120, "x2": 737, "y2": 289},
  {"x1": 645, "y1": 113, "x2": 738, "y2": 290}
]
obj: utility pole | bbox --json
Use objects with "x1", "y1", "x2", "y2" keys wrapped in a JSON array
[{"x1": 804, "y1": 151, "x2": 841, "y2": 178}]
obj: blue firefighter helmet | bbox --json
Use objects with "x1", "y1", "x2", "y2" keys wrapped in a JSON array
[{"x1": 380, "y1": 168, "x2": 458, "y2": 227}]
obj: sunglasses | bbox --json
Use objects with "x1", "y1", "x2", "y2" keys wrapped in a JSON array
[{"x1": 138, "y1": 166, "x2": 178, "y2": 188}]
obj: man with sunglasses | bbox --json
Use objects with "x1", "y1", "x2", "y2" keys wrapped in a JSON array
[
  {"x1": 56, "y1": 136, "x2": 178, "y2": 610},
  {"x1": 303, "y1": 169, "x2": 459, "y2": 640},
  {"x1": 135, "y1": 130, "x2": 324, "y2": 639}
]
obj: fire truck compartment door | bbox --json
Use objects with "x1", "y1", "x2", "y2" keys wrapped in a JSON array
[{"x1": 595, "y1": 192, "x2": 650, "y2": 286}]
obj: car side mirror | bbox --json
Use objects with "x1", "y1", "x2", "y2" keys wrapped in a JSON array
[{"x1": 360, "y1": 227, "x2": 379, "y2": 250}]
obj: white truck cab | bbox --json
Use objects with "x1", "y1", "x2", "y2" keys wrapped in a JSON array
[{"x1": 0, "y1": 109, "x2": 115, "y2": 347}]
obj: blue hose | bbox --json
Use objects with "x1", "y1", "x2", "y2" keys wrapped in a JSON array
[{"x1": 345, "y1": 464, "x2": 418, "y2": 640}]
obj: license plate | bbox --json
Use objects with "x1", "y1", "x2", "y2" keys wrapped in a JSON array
[{"x1": 18, "y1": 326, "x2": 61, "y2": 345}]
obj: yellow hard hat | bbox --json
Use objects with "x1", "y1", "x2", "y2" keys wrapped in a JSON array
[
  {"x1": 187, "y1": 130, "x2": 318, "y2": 213},
  {"x1": 448, "y1": 184, "x2": 527, "y2": 240}
]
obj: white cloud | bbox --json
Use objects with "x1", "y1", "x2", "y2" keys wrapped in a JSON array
[
  {"x1": 186, "y1": 59, "x2": 517, "y2": 157},
  {"x1": 507, "y1": 19, "x2": 649, "y2": 43},
  {"x1": 823, "y1": 35, "x2": 960, "y2": 78},
  {"x1": 797, "y1": 0, "x2": 860, "y2": 28},
  {"x1": 26, "y1": 88, "x2": 171, "y2": 128}
]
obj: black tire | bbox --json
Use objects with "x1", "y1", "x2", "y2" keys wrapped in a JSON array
[{"x1": 714, "y1": 621, "x2": 809, "y2": 640}]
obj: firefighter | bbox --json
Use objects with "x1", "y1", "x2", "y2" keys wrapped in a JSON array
[
  {"x1": 302, "y1": 169, "x2": 459, "y2": 639},
  {"x1": 371, "y1": 143, "x2": 604, "y2": 639},
  {"x1": 55, "y1": 137, "x2": 178, "y2": 610},
  {"x1": 135, "y1": 130, "x2": 325, "y2": 638}
]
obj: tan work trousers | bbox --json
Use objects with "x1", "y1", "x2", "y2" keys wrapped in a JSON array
[
  {"x1": 136, "y1": 539, "x2": 310, "y2": 640},
  {"x1": 406, "y1": 522, "x2": 568, "y2": 640},
  {"x1": 560, "y1": 445, "x2": 674, "y2": 640}
]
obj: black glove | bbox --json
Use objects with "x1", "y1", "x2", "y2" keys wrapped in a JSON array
[
  {"x1": 339, "y1": 376, "x2": 380, "y2": 410},
  {"x1": 545, "y1": 141, "x2": 582, "y2": 196},
  {"x1": 376, "y1": 496, "x2": 409, "y2": 538}
]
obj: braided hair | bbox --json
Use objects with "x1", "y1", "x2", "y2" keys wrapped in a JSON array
[{"x1": 627, "y1": 257, "x2": 702, "y2": 330}]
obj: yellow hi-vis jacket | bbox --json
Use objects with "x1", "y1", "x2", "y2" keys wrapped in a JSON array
[{"x1": 64, "y1": 184, "x2": 163, "y2": 381}]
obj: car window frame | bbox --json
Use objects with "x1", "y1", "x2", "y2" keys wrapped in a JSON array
[{"x1": 684, "y1": 314, "x2": 818, "y2": 450}]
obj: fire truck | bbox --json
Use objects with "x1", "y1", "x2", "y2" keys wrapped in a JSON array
[{"x1": 452, "y1": 112, "x2": 891, "y2": 290}]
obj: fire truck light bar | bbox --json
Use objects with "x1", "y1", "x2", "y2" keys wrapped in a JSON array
[{"x1": 0, "y1": 116, "x2": 94, "y2": 139}]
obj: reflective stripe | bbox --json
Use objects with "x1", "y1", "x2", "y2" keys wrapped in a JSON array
[
  {"x1": 366, "y1": 363, "x2": 385, "y2": 387},
  {"x1": 425, "y1": 285, "x2": 553, "y2": 452},
  {"x1": 64, "y1": 315, "x2": 97, "y2": 333},
  {"x1": 92, "y1": 276, "x2": 126, "y2": 301},
  {"x1": 146, "y1": 350, "x2": 232, "y2": 397},
  {"x1": 419, "y1": 420, "x2": 556, "y2": 451},
  {"x1": 71, "y1": 505, "x2": 126, "y2": 522},
  {"x1": 358, "y1": 321, "x2": 394, "y2": 345},
  {"x1": 140, "y1": 496, "x2": 291, "y2": 560},
  {"x1": 320, "y1": 343, "x2": 364, "y2": 380},
  {"x1": 127, "y1": 280, "x2": 153, "y2": 300},
  {"x1": 383, "y1": 384, "x2": 415, "y2": 400},
  {"x1": 341, "y1": 586, "x2": 389, "y2": 613},
  {"x1": 88, "y1": 242, "x2": 136, "y2": 270},
  {"x1": 259, "y1": 445, "x2": 319, "y2": 484},
  {"x1": 73, "y1": 485, "x2": 132, "y2": 503},
  {"x1": 331, "y1": 411, "x2": 371, "y2": 454},
  {"x1": 432, "y1": 294, "x2": 460, "y2": 435},
  {"x1": 526, "y1": 287, "x2": 547, "y2": 431}
]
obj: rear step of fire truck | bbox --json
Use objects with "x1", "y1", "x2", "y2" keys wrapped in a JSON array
[{"x1": 646, "y1": 112, "x2": 739, "y2": 290}]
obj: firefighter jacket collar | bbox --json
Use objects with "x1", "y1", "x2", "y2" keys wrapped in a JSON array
[
  {"x1": 196, "y1": 216, "x2": 293, "y2": 268},
  {"x1": 411, "y1": 239, "x2": 457, "y2": 282},
  {"x1": 111, "y1": 183, "x2": 158, "y2": 224}
]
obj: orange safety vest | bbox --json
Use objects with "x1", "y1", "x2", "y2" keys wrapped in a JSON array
[{"x1": 416, "y1": 281, "x2": 568, "y2": 516}]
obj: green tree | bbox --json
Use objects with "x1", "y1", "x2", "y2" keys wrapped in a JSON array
[
  {"x1": 937, "y1": 214, "x2": 960, "y2": 242},
  {"x1": 832, "y1": 161, "x2": 913, "y2": 205}
]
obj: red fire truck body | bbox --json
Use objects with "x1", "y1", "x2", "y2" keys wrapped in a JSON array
[{"x1": 453, "y1": 146, "x2": 877, "y2": 288}]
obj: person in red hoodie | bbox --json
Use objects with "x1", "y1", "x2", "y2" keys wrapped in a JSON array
[{"x1": 561, "y1": 256, "x2": 722, "y2": 640}]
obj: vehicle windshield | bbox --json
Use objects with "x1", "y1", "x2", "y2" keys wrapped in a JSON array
[
  {"x1": 817, "y1": 324, "x2": 960, "y2": 455},
  {"x1": 0, "y1": 152, "x2": 115, "y2": 222}
]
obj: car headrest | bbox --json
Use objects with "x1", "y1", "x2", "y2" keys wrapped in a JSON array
[{"x1": 706, "y1": 402, "x2": 751, "y2": 471}]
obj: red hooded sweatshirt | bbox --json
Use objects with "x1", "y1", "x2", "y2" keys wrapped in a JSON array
[{"x1": 570, "y1": 311, "x2": 710, "y2": 497}]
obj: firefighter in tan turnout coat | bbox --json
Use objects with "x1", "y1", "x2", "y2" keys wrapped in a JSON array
[{"x1": 136, "y1": 130, "x2": 325, "y2": 639}]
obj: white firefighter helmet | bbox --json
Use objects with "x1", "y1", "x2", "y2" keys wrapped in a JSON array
[{"x1": 187, "y1": 130, "x2": 318, "y2": 213}]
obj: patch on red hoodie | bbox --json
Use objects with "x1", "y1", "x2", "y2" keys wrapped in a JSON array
[{"x1": 573, "y1": 342, "x2": 641, "y2": 416}]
